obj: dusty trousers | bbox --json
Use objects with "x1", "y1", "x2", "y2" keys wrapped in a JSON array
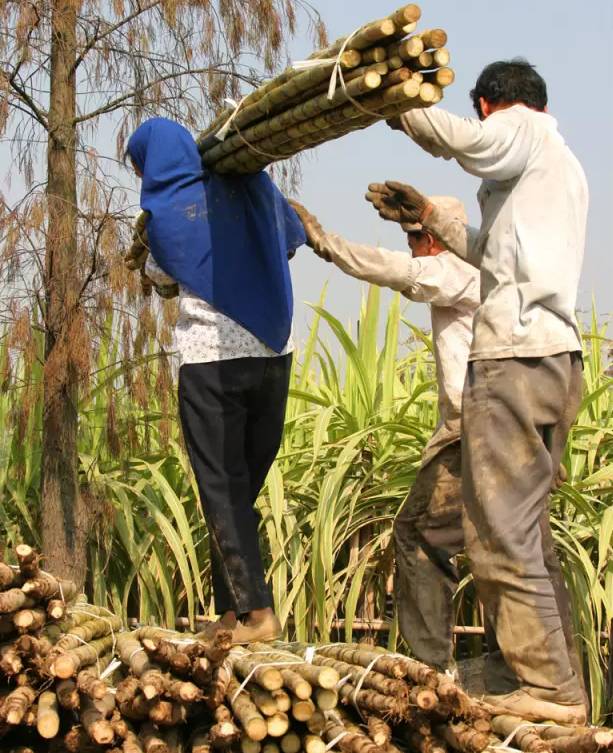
[
  {"x1": 178, "y1": 354, "x2": 292, "y2": 616},
  {"x1": 393, "y1": 443, "x2": 464, "y2": 671},
  {"x1": 462, "y1": 352, "x2": 585, "y2": 704}
]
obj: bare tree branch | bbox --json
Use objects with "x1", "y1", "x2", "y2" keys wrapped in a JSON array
[
  {"x1": 75, "y1": 66, "x2": 227, "y2": 124},
  {"x1": 5, "y1": 74, "x2": 49, "y2": 129},
  {"x1": 72, "y1": 0, "x2": 163, "y2": 73}
]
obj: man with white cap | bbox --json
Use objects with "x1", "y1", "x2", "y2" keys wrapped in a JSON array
[{"x1": 289, "y1": 195, "x2": 479, "y2": 672}]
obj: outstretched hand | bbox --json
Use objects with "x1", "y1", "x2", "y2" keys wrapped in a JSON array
[
  {"x1": 288, "y1": 198, "x2": 331, "y2": 261},
  {"x1": 365, "y1": 181, "x2": 432, "y2": 228},
  {"x1": 125, "y1": 211, "x2": 150, "y2": 271}
]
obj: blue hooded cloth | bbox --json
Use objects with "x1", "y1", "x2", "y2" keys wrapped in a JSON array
[{"x1": 127, "y1": 117, "x2": 305, "y2": 353}]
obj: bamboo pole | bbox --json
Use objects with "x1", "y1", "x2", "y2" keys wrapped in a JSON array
[
  {"x1": 549, "y1": 731, "x2": 613, "y2": 753},
  {"x1": 539, "y1": 727, "x2": 594, "y2": 741},
  {"x1": 436, "y1": 722, "x2": 490, "y2": 753},
  {"x1": 389, "y1": 5, "x2": 422, "y2": 27},
  {"x1": 271, "y1": 688, "x2": 291, "y2": 712},
  {"x1": 36, "y1": 690, "x2": 60, "y2": 740},
  {"x1": 433, "y1": 48, "x2": 451, "y2": 67},
  {"x1": 210, "y1": 77, "x2": 424, "y2": 173},
  {"x1": 367, "y1": 717, "x2": 392, "y2": 747},
  {"x1": 53, "y1": 614, "x2": 123, "y2": 652},
  {"x1": 116, "y1": 632, "x2": 155, "y2": 677},
  {"x1": 2, "y1": 686, "x2": 36, "y2": 724},
  {"x1": 198, "y1": 51, "x2": 362, "y2": 148},
  {"x1": 247, "y1": 644, "x2": 340, "y2": 691},
  {"x1": 77, "y1": 654, "x2": 114, "y2": 699},
  {"x1": 80, "y1": 694, "x2": 115, "y2": 746},
  {"x1": 0, "y1": 588, "x2": 35, "y2": 613},
  {"x1": 226, "y1": 676, "x2": 268, "y2": 741},
  {"x1": 361, "y1": 47, "x2": 387, "y2": 65},
  {"x1": 337, "y1": 682, "x2": 409, "y2": 720},
  {"x1": 416, "y1": 29, "x2": 448, "y2": 49},
  {"x1": 231, "y1": 651, "x2": 284, "y2": 691},
  {"x1": 386, "y1": 36, "x2": 425, "y2": 62},
  {"x1": 13, "y1": 606, "x2": 46, "y2": 633},
  {"x1": 491, "y1": 716, "x2": 552, "y2": 753},
  {"x1": 51, "y1": 633, "x2": 115, "y2": 678},
  {"x1": 307, "y1": 654, "x2": 408, "y2": 697},
  {"x1": 267, "y1": 711, "x2": 290, "y2": 737},
  {"x1": 291, "y1": 695, "x2": 316, "y2": 722},
  {"x1": 21, "y1": 573, "x2": 78, "y2": 602},
  {"x1": 0, "y1": 563, "x2": 21, "y2": 590},
  {"x1": 15, "y1": 545, "x2": 40, "y2": 579},
  {"x1": 248, "y1": 683, "x2": 280, "y2": 716},
  {"x1": 314, "y1": 687, "x2": 338, "y2": 710},
  {"x1": 322, "y1": 718, "x2": 384, "y2": 753},
  {"x1": 280, "y1": 732, "x2": 301, "y2": 753},
  {"x1": 203, "y1": 70, "x2": 382, "y2": 166},
  {"x1": 422, "y1": 68, "x2": 455, "y2": 88}
]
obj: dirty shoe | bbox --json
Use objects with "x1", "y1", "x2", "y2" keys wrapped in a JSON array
[
  {"x1": 483, "y1": 690, "x2": 587, "y2": 725},
  {"x1": 196, "y1": 619, "x2": 233, "y2": 641},
  {"x1": 231, "y1": 613, "x2": 282, "y2": 645}
]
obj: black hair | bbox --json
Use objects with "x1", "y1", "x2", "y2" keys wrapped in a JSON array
[{"x1": 470, "y1": 58, "x2": 547, "y2": 118}]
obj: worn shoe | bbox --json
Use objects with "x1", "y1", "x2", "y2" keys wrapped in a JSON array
[
  {"x1": 195, "y1": 616, "x2": 237, "y2": 641},
  {"x1": 231, "y1": 613, "x2": 282, "y2": 645},
  {"x1": 482, "y1": 690, "x2": 587, "y2": 725}
]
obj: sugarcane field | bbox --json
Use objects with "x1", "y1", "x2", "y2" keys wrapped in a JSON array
[{"x1": 0, "y1": 1, "x2": 611, "y2": 752}]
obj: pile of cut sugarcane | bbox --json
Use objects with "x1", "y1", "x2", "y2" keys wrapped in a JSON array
[
  {"x1": 198, "y1": 4, "x2": 453, "y2": 174},
  {"x1": 2, "y1": 546, "x2": 613, "y2": 753}
]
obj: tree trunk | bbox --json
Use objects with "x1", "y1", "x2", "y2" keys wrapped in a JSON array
[{"x1": 42, "y1": 0, "x2": 88, "y2": 588}]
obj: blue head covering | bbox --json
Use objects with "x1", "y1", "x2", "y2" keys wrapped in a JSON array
[{"x1": 127, "y1": 117, "x2": 305, "y2": 353}]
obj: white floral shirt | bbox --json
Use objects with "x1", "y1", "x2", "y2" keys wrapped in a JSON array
[{"x1": 145, "y1": 256, "x2": 294, "y2": 365}]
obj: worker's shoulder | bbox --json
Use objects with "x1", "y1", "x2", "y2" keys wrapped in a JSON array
[
  {"x1": 487, "y1": 104, "x2": 556, "y2": 133},
  {"x1": 437, "y1": 250, "x2": 479, "y2": 277}
]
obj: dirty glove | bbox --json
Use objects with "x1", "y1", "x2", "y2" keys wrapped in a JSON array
[
  {"x1": 124, "y1": 211, "x2": 150, "y2": 271},
  {"x1": 551, "y1": 463, "x2": 568, "y2": 492},
  {"x1": 140, "y1": 267, "x2": 178, "y2": 300},
  {"x1": 365, "y1": 181, "x2": 433, "y2": 228},
  {"x1": 288, "y1": 199, "x2": 330, "y2": 260},
  {"x1": 154, "y1": 282, "x2": 179, "y2": 299},
  {"x1": 140, "y1": 267, "x2": 153, "y2": 297}
]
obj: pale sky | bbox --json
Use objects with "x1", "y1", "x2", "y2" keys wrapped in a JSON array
[{"x1": 288, "y1": 0, "x2": 613, "y2": 339}]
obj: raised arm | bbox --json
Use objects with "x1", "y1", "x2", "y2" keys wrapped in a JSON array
[
  {"x1": 393, "y1": 106, "x2": 533, "y2": 182},
  {"x1": 366, "y1": 182, "x2": 483, "y2": 268},
  {"x1": 288, "y1": 200, "x2": 479, "y2": 307}
]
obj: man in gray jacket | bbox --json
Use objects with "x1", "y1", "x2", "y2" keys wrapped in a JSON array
[
  {"x1": 289, "y1": 196, "x2": 480, "y2": 675},
  {"x1": 369, "y1": 58, "x2": 588, "y2": 724}
]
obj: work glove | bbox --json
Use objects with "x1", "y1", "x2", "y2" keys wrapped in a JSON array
[
  {"x1": 288, "y1": 199, "x2": 330, "y2": 260},
  {"x1": 154, "y1": 282, "x2": 179, "y2": 299},
  {"x1": 140, "y1": 267, "x2": 153, "y2": 297},
  {"x1": 290, "y1": 199, "x2": 410, "y2": 292},
  {"x1": 124, "y1": 211, "x2": 150, "y2": 271},
  {"x1": 365, "y1": 181, "x2": 433, "y2": 229}
]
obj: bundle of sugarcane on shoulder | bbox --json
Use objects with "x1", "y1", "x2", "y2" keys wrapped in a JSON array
[
  {"x1": 198, "y1": 4, "x2": 454, "y2": 175},
  {"x1": 2, "y1": 547, "x2": 612, "y2": 753}
]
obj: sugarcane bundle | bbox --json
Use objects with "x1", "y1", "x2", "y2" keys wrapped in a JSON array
[
  {"x1": 0, "y1": 546, "x2": 126, "y2": 750},
  {"x1": 2, "y1": 550, "x2": 613, "y2": 752},
  {"x1": 198, "y1": 4, "x2": 453, "y2": 174}
]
